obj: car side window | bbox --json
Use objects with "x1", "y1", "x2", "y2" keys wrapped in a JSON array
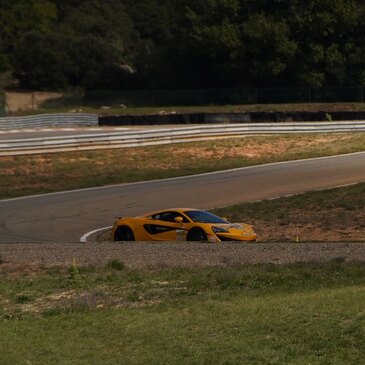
[{"x1": 152, "y1": 212, "x2": 189, "y2": 223}]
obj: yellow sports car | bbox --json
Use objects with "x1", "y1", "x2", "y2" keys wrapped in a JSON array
[{"x1": 112, "y1": 208, "x2": 256, "y2": 242}]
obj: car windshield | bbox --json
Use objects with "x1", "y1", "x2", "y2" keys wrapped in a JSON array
[{"x1": 184, "y1": 210, "x2": 229, "y2": 224}]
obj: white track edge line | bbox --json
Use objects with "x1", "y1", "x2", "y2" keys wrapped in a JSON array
[{"x1": 80, "y1": 226, "x2": 112, "y2": 243}]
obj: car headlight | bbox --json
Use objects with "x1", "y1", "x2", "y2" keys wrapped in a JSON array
[{"x1": 212, "y1": 226, "x2": 229, "y2": 233}]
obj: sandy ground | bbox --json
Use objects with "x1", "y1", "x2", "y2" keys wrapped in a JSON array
[
  {"x1": 1, "y1": 241, "x2": 365, "y2": 273},
  {"x1": 5, "y1": 92, "x2": 63, "y2": 113}
]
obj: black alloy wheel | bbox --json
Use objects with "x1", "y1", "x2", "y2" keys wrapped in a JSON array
[
  {"x1": 114, "y1": 226, "x2": 135, "y2": 241},
  {"x1": 187, "y1": 228, "x2": 207, "y2": 241}
]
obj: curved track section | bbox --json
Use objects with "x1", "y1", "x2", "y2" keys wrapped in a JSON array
[{"x1": 1, "y1": 152, "x2": 365, "y2": 243}]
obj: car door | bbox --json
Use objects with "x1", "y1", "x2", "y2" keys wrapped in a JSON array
[{"x1": 143, "y1": 211, "x2": 189, "y2": 241}]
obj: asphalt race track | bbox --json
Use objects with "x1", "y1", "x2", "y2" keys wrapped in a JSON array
[{"x1": 1, "y1": 152, "x2": 365, "y2": 243}]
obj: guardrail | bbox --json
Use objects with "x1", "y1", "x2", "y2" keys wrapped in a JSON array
[
  {"x1": 1, "y1": 121, "x2": 365, "y2": 156},
  {"x1": 0, "y1": 113, "x2": 99, "y2": 130}
]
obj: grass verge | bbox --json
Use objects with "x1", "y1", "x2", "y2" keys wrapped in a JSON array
[
  {"x1": 1, "y1": 133, "x2": 365, "y2": 199},
  {"x1": 1, "y1": 261, "x2": 365, "y2": 364},
  {"x1": 212, "y1": 182, "x2": 365, "y2": 242}
]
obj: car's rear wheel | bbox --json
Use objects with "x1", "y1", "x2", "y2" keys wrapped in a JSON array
[
  {"x1": 187, "y1": 228, "x2": 207, "y2": 241},
  {"x1": 114, "y1": 226, "x2": 135, "y2": 241}
]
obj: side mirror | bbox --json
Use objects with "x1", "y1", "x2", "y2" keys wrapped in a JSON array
[{"x1": 174, "y1": 216, "x2": 183, "y2": 223}]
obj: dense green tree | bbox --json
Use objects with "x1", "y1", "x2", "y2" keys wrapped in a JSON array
[
  {"x1": 239, "y1": 14, "x2": 297, "y2": 86},
  {"x1": 181, "y1": 0, "x2": 243, "y2": 87},
  {"x1": 12, "y1": 32, "x2": 74, "y2": 89},
  {"x1": 0, "y1": 0, "x2": 57, "y2": 74},
  {"x1": 3, "y1": 0, "x2": 137, "y2": 89},
  {"x1": 284, "y1": 0, "x2": 365, "y2": 87},
  {"x1": 2, "y1": 0, "x2": 365, "y2": 90}
]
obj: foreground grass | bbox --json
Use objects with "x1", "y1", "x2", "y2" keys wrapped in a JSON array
[
  {"x1": 1, "y1": 261, "x2": 365, "y2": 364},
  {"x1": 1, "y1": 133, "x2": 365, "y2": 199}
]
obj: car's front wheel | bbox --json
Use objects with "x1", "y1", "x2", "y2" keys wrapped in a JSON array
[
  {"x1": 114, "y1": 226, "x2": 135, "y2": 241},
  {"x1": 187, "y1": 228, "x2": 207, "y2": 241}
]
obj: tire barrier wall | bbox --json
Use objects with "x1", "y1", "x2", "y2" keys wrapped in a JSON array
[
  {"x1": 99, "y1": 111, "x2": 365, "y2": 126},
  {"x1": 2, "y1": 121, "x2": 365, "y2": 156},
  {"x1": 0, "y1": 113, "x2": 99, "y2": 130}
]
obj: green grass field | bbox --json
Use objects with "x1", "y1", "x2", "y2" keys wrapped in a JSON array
[{"x1": 1, "y1": 262, "x2": 365, "y2": 364}]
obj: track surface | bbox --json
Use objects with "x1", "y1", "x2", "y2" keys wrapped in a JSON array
[{"x1": 1, "y1": 152, "x2": 365, "y2": 243}]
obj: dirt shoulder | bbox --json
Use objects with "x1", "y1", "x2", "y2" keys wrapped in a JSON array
[{"x1": 1, "y1": 241, "x2": 365, "y2": 273}]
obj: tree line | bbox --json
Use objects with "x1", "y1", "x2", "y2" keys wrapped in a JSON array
[{"x1": 1, "y1": 0, "x2": 365, "y2": 91}]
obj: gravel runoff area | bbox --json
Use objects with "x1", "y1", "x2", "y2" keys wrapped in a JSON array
[{"x1": 1, "y1": 242, "x2": 365, "y2": 271}]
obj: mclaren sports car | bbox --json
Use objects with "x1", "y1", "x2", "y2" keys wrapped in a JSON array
[{"x1": 112, "y1": 208, "x2": 256, "y2": 242}]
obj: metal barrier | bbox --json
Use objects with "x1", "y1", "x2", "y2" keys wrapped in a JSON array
[
  {"x1": 0, "y1": 113, "x2": 99, "y2": 130},
  {"x1": 1, "y1": 121, "x2": 365, "y2": 156}
]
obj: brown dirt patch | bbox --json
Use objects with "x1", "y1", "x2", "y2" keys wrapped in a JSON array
[
  {"x1": 5, "y1": 91, "x2": 63, "y2": 114},
  {"x1": 169, "y1": 134, "x2": 352, "y2": 159}
]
